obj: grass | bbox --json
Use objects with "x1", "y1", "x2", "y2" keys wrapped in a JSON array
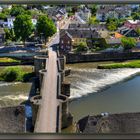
[
  {"x1": 98, "y1": 60, "x2": 140, "y2": 69},
  {"x1": 0, "y1": 57, "x2": 21, "y2": 63},
  {"x1": 0, "y1": 66, "x2": 35, "y2": 82}
]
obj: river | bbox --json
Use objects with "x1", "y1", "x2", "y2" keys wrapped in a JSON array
[
  {"x1": 0, "y1": 82, "x2": 32, "y2": 107},
  {"x1": 66, "y1": 62, "x2": 140, "y2": 122}
]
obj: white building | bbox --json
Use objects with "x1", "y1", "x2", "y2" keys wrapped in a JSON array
[
  {"x1": 7, "y1": 17, "x2": 15, "y2": 28},
  {"x1": 6, "y1": 17, "x2": 37, "y2": 28}
]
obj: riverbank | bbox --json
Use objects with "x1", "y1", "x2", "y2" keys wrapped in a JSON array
[
  {"x1": 98, "y1": 60, "x2": 140, "y2": 69},
  {"x1": 0, "y1": 57, "x2": 20, "y2": 63},
  {"x1": 0, "y1": 66, "x2": 34, "y2": 82},
  {"x1": 77, "y1": 112, "x2": 140, "y2": 133},
  {"x1": 66, "y1": 52, "x2": 140, "y2": 63}
]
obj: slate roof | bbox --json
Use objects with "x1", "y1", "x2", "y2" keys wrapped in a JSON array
[
  {"x1": 68, "y1": 23, "x2": 106, "y2": 30},
  {"x1": 97, "y1": 5, "x2": 131, "y2": 15},
  {"x1": 118, "y1": 27, "x2": 138, "y2": 36},
  {"x1": 60, "y1": 28, "x2": 101, "y2": 39}
]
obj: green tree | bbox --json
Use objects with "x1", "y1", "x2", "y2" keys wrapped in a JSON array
[
  {"x1": 136, "y1": 27, "x2": 140, "y2": 35},
  {"x1": 91, "y1": 4, "x2": 97, "y2": 15},
  {"x1": 74, "y1": 41, "x2": 88, "y2": 53},
  {"x1": 89, "y1": 16, "x2": 100, "y2": 25},
  {"x1": 121, "y1": 37, "x2": 136, "y2": 50},
  {"x1": 107, "y1": 22, "x2": 117, "y2": 31},
  {"x1": 106, "y1": 18, "x2": 119, "y2": 31},
  {"x1": 132, "y1": 12, "x2": 140, "y2": 20},
  {"x1": 36, "y1": 15, "x2": 57, "y2": 44},
  {"x1": 14, "y1": 14, "x2": 34, "y2": 45},
  {"x1": 2, "y1": 8, "x2": 10, "y2": 16},
  {"x1": 0, "y1": 13, "x2": 7, "y2": 20},
  {"x1": 4, "y1": 28, "x2": 15, "y2": 41},
  {"x1": 10, "y1": 6, "x2": 25, "y2": 16}
]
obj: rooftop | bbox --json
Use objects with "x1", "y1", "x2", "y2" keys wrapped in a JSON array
[{"x1": 127, "y1": 20, "x2": 140, "y2": 24}]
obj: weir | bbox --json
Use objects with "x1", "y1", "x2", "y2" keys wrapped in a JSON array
[{"x1": 30, "y1": 49, "x2": 73, "y2": 133}]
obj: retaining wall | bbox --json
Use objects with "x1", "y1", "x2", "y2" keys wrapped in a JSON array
[{"x1": 66, "y1": 52, "x2": 140, "y2": 63}]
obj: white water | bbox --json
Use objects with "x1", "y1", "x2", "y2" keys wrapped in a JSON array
[
  {"x1": 0, "y1": 94, "x2": 28, "y2": 101},
  {"x1": 0, "y1": 82, "x2": 21, "y2": 86},
  {"x1": 69, "y1": 68, "x2": 140, "y2": 99}
]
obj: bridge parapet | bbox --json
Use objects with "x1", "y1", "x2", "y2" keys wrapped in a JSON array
[
  {"x1": 34, "y1": 55, "x2": 48, "y2": 76},
  {"x1": 39, "y1": 69, "x2": 47, "y2": 89},
  {"x1": 30, "y1": 95, "x2": 42, "y2": 127},
  {"x1": 57, "y1": 55, "x2": 73, "y2": 129}
]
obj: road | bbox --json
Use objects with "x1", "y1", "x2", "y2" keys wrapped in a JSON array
[
  {"x1": 34, "y1": 49, "x2": 59, "y2": 133},
  {"x1": 46, "y1": 18, "x2": 71, "y2": 48}
]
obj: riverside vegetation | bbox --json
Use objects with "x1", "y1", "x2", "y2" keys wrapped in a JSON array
[
  {"x1": 0, "y1": 57, "x2": 21, "y2": 63},
  {"x1": 98, "y1": 60, "x2": 140, "y2": 69},
  {"x1": 0, "y1": 66, "x2": 35, "y2": 82}
]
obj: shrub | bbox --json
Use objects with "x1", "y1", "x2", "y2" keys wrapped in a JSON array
[
  {"x1": 23, "y1": 72, "x2": 35, "y2": 82},
  {"x1": 0, "y1": 66, "x2": 35, "y2": 82},
  {"x1": 121, "y1": 37, "x2": 136, "y2": 50},
  {"x1": 0, "y1": 67, "x2": 23, "y2": 82},
  {"x1": 74, "y1": 42, "x2": 88, "y2": 53}
]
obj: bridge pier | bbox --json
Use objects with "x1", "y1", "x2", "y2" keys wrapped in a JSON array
[
  {"x1": 57, "y1": 56, "x2": 73, "y2": 130},
  {"x1": 39, "y1": 69, "x2": 47, "y2": 90},
  {"x1": 30, "y1": 95, "x2": 42, "y2": 128},
  {"x1": 34, "y1": 55, "x2": 48, "y2": 76}
]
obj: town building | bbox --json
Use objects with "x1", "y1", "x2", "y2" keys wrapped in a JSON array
[
  {"x1": 75, "y1": 6, "x2": 91, "y2": 24},
  {"x1": 96, "y1": 5, "x2": 131, "y2": 22},
  {"x1": 116, "y1": 26, "x2": 139, "y2": 38},
  {"x1": 124, "y1": 20, "x2": 140, "y2": 29},
  {"x1": 0, "y1": 16, "x2": 38, "y2": 29},
  {"x1": 59, "y1": 24, "x2": 106, "y2": 53},
  {"x1": 46, "y1": 6, "x2": 68, "y2": 30}
]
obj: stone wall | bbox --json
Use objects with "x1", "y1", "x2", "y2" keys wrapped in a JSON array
[
  {"x1": 0, "y1": 105, "x2": 25, "y2": 133},
  {"x1": 77, "y1": 112, "x2": 140, "y2": 133},
  {"x1": 66, "y1": 52, "x2": 140, "y2": 63}
]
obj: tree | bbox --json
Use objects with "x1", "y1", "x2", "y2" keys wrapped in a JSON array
[
  {"x1": 4, "y1": 28, "x2": 15, "y2": 41},
  {"x1": 14, "y1": 14, "x2": 34, "y2": 45},
  {"x1": 121, "y1": 37, "x2": 136, "y2": 50},
  {"x1": 0, "y1": 13, "x2": 7, "y2": 20},
  {"x1": 10, "y1": 5, "x2": 25, "y2": 16},
  {"x1": 74, "y1": 41, "x2": 88, "y2": 53},
  {"x1": 2, "y1": 8, "x2": 10, "y2": 16},
  {"x1": 91, "y1": 4, "x2": 97, "y2": 15},
  {"x1": 106, "y1": 18, "x2": 119, "y2": 31},
  {"x1": 136, "y1": 27, "x2": 140, "y2": 36},
  {"x1": 132, "y1": 12, "x2": 140, "y2": 20},
  {"x1": 107, "y1": 22, "x2": 117, "y2": 31},
  {"x1": 89, "y1": 16, "x2": 100, "y2": 25},
  {"x1": 36, "y1": 15, "x2": 57, "y2": 44}
]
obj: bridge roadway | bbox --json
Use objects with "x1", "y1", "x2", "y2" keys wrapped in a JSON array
[{"x1": 34, "y1": 49, "x2": 60, "y2": 133}]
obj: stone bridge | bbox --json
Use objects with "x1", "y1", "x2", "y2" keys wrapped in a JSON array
[{"x1": 30, "y1": 49, "x2": 72, "y2": 133}]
